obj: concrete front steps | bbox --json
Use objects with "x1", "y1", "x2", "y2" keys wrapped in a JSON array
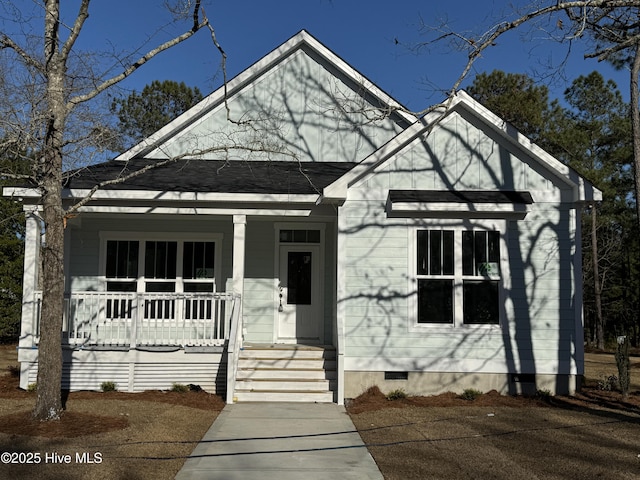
[{"x1": 233, "y1": 344, "x2": 336, "y2": 402}]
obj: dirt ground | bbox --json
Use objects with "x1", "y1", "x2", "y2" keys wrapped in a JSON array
[
  {"x1": 0, "y1": 344, "x2": 224, "y2": 480},
  {"x1": 348, "y1": 352, "x2": 640, "y2": 480},
  {"x1": 1, "y1": 343, "x2": 639, "y2": 479}
]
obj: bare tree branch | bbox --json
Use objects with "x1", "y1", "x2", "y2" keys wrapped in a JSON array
[
  {"x1": 0, "y1": 33, "x2": 43, "y2": 74},
  {"x1": 66, "y1": 3, "x2": 207, "y2": 108},
  {"x1": 418, "y1": 1, "x2": 640, "y2": 99},
  {"x1": 60, "y1": 0, "x2": 90, "y2": 63},
  {"x1": 200, "y1": 6, "x2": 255, "y2": 128},
  {"x1": 586, "y1": 32, "x2": 640, "y2": 60}
]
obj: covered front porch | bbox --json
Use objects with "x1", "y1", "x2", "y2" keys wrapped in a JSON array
[{"x1": 17, "y1": 207, "x2": 341, "y2": 401}]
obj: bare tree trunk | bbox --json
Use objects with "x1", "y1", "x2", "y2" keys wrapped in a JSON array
[
  {"x1": 591, "y1": 206, "x2": 604, "y2": 350},
  {"x1": 32, "y1": 0, "x2": 66, "y2": 421},
  {"x1": 0, "y1": 0, "x2": 214, "y2": 420},
  {"x1": 632, "y1": 42, "x2": 640, "y2": 227},
  {"x1": 631, "y1": 43, "x2": 640, "y2": 354}
]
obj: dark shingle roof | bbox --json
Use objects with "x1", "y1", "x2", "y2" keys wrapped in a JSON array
[{"x1": 64, "y1": 160, "x2": 356, "y2": 195}]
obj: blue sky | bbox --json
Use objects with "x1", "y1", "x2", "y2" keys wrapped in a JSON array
[{"x1": 74, "y1": 0, "x2": 629, "y2": 111}]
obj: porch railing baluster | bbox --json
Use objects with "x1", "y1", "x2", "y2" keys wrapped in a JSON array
[{"x1": 31, "y1": 291, "x2": 238, "y2": 349}]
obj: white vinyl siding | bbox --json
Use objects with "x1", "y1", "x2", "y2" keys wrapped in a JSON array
[
  {"x1": 21, "y1": 350, "x2": 225, "y2": 393},
  {"x1": 339, "y1": 106, "x2": 579, "y2": 380},
  {"x1": 149, "y1": 49, "x2": 405, "y2": 163}
]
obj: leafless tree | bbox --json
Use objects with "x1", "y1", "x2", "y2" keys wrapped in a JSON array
[{"x1": 0, "y1": 0, "x2": 220, "y2": 421}]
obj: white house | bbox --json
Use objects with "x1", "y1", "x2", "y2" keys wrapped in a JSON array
[{"x1": 5, "y1": 30, "x2": 601, "y2": 403}]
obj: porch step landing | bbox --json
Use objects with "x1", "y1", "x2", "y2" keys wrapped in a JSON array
[{"x1": 234, "y1": 344, "x2": 336, "y2": 403}]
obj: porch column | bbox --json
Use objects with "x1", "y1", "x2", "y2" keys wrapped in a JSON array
[
  {"x1": 19, "y1": 211, "x2": 42, "y2": 351},
  {"x1": 232, "y1": 215, "x2": 246, "y2": 297},
  {"x1": 336, "y1": 207, "x2": 346, "y2": 405},
  {"x1": 573, "y1": 207, "x2": 584, "y2": 380}
]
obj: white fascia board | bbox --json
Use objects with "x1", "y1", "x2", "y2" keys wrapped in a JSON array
[
  {"x1": 117, "y1": 30, "x2": 416, "y2": 162},
  {"x1": 115, "y1": 36, "x2": 304, "y2": 162},
  {"x1": 4, "y1": 186, "x2": 320, "y2": 205},
  {"x1": 62, "y1": 189, "x2": 319, "y2": 204},
  {"x1": 320, "y1": 124, "x2": 417, "y2": 200},
  {"x1": 2, "y1": 186, "x2": 40, "y2": 198},
  {"x1": 323, "y1": 90, "x2": 602, "y2": 204},
  {"x1": 299, "y1": 31, "x2": 416, "y2": 125},
  {"x1": 77, "y1": 206, "x2": 312, "y2": 216},
  {"x1": 388, "y1": 202, "x2": 530, "y2": 220}
]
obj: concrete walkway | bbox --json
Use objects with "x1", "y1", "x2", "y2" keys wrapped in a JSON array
[{"x1": 175, "y1": 403, "x2": 383, "y2": 479}]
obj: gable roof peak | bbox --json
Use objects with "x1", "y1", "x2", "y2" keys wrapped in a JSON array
[{"x1": 115, "y1": 30, "x2": 416, "y2": 162}]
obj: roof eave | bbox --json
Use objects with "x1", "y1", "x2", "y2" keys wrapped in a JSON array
[
  {"x1": 453, "y1": 91, "x2": 603, "y2": 203},
  {"x1": 61, "y1": 189, "x2": 321, "y2": 204}
]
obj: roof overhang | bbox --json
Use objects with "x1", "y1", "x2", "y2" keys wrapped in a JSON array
[
  {"x1": 2, "y1": 186, "x2": 321, "y2": 217},
  {"x1": 3, "y1": 187, "x2": 320, "y2": 203},
  {"x1": 387, "y1": 190, "x2": 534, "y2": 219}
]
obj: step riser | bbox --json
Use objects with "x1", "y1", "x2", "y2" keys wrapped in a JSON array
[
  {"x1": 234, "y1": 391, "x2": 334, "y2": 403},
  {"x1": 240, "y1": 349, "x2": 335, "y2": 360},
  {"x1": 237, "y1": 369, "x2": 337, "y2": 380},
  {"x1": 238, "y1": 359, "x2": 337, "y2": 370},
  {"x1": 234, "y1": 346, "x2": 337, "y2": 403},
  {"x1": 235, "y1": 380, "x2": 337, "y2": 391}
]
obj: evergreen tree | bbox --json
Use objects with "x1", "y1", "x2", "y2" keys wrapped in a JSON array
[
  {"x1": 0, "y1": 156, "x2": 27, "y2": 343},
  {"x1": 467, "y1": 70, "x2": 551, "y2": 143},
  {"x1": 111, "y1": 80, "x2": 203, "y2": 147},
  {"x1": 549, "y1": 72, "x2": 638, "y2": 347}
]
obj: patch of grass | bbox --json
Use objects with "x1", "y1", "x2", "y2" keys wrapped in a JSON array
[
  {"x1": 27, "y1": 383, "x2": 37, "y2": 392},
  {"x1": 459, "y1": 388, "x2": 483, "y2": 401},
  {"x1": 597, "y1": 375, "x2": 619, "y2": 391},
  {"x1": 535, "y1": 389, "x2": 552, "y2": 400},
  {"x1": 171, "y1": 383, "x2": 189, "y2": 393},
  {"x1": 101, "y1": 381, "x2": 118, "y2": 392},
  {"x1": 386, "y1": 389, "x2": 407, "y2": 401}
]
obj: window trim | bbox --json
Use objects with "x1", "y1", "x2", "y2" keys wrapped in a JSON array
[
  {"x1": 408, "y1": 220, "x2": 509, "y2": 331},
  {"x1": 99, "y1": 232, "x2": 223, "y2": 294}
]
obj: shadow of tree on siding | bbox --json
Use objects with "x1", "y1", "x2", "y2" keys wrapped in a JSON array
[{"x1": 336, "y1": 106, "x2": 583, "y2": 397}]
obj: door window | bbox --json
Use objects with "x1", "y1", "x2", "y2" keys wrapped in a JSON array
[{"x1": 287, "y1": 251, "x2": 312, "y2": 305}]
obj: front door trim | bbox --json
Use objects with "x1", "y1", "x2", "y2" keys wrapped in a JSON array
[{"x1": 273, "y1": 223, "x2": 325, "y2": 344}]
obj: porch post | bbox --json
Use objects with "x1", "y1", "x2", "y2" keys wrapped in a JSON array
[
  {"x1": 19, "y1": 211, "x2": 42, "y2": 353},
  {"x1": 232, "y1": 215, "x2": 246, "y2": 298},
  {"x1": 573, "y1": 207, "x2": 584, "y2": 383},
  {"x1": 336, "y1": 207, "x2": 346, "y2": 405}
]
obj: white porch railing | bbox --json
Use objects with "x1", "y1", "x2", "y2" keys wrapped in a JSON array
[
  {"x1": 32, "y1": 291, "x2": 239, "y2": 348},
  {"x1": 225, "y1": 294, "x2": 244, "y2": 403}
]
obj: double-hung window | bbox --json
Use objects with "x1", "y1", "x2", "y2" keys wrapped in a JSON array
[
  {"x1": 461, "y1": 231, "x2": 500, "y2": 325},
  {"x1": 417, "y1": 230, "x2": 455, "y2": 324},
  {"x1": 105, "y1": 240, "x2": 138, "y2": 319},
  {"x1": 415, "y1": 227, "x2": 503, "y2": 326},
  {"x1": 105, "y1": 240, "x2": 139, "y2": 292}
]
